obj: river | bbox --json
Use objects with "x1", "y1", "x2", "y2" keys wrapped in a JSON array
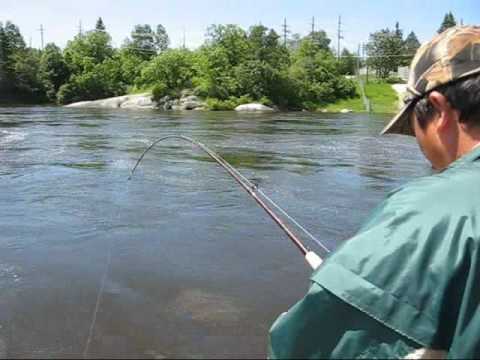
[{"x1": 0, "y1": 107, "x2": 429, "y2": 358}]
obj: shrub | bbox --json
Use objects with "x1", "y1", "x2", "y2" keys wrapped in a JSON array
[
  {"x1": 385, "y1": 76, "x2": 406, "y2": 84},
  {"x1": 151, "y1": 83, "x2": 168, "y2": 102},
  {"x1": 205, "y1": 96, "x2": 254, "y2": 110}
]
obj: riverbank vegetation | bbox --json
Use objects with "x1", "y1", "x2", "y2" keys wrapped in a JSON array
[
  {"x1": 325, "y1": 80, "x2": 399, "y2": 113},
  {"x1": 0, "y1": 12, "x2": 457, "y2": 111}
]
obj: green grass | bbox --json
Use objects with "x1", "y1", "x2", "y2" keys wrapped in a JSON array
[
  {"x1": 365, "y1": 81, "x2": 400, "y2": 113},
  {"x1": 324, "y1": 82, "x2": 365, "y2": 112},
  {"x1": 323, "y1": 80, "x2": 400, "y2": 114}
]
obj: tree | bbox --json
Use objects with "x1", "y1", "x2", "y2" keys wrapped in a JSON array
[
  {"x1": 287, "y1": 33, "x2": 302, "y2": 51},
  {"x1": 438, "y1": 12, "x2": 457, "y2": 34},
  {"x1": 137, "y1": 49, "x2": 196, "y2": 92},
  {"x1": 290, "y1": 44, "x2": 355, "y2": 106},
  {"x1": 95, "y1": 17, "x2": 106, "y2": 31},
  {"x1": 193, "y1": 25, "x2": 250, "y2": 99},
  {"x1": 310, "y1": 31, "x2": 331, "y2": 52},
  {"x1": 13, "y1": 48, "x2": 45, "y2": 100},
  {"x1": 402, "y1": 31, "x2": 421, "y2": 65},
  {"x1": 366, "y1": 26, "x2": 404, "y2": 79},
  {"x1": 40, "y1": 43, "x2": 70, "y2": 100},
  {"x1": 232, "y1": 25, "x2": 290, "y2": 102},
  {"x1": 125, "y1": 24, "x2": 169, "y2": 60},
  {"x1": 0, "y1": 21, "x2": 25, "y2": 91},
  {"x1": 64, "y1": 27, "x2": 114, "y2": 74},
  {"x1": 116, "y1": 48, "x2": 146, "y2": 85},
  {"x1": 155, "y1": 24, "x2": 169, "y2": 52},
  {"x1": 247, "y1": 25, "x2": 289, "y2": 68},
  {"x1": 127, "y1": 24, "x2": 157, "y2": 60},
  {"x1": 57, "y1": 59, "x2": 126, "y2": 104},
  {"x1": 0, "y1": 23, "x2": 9, "y2": 93},
  {"x1": 337, "y1": 48, "x2": 356, "y2": 75}
]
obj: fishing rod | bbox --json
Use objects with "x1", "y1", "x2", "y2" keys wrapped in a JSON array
[{"x1": 129, "y1": 135, "x2": 325, "y2": 270}]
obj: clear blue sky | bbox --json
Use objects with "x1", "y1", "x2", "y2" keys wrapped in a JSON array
[{"x1": 1, "y1": 0, "x2": 479, "y2": 51}]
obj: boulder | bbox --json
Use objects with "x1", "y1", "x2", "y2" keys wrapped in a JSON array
[
  {"x1": 181, "y1": 101, "x2": 204, "y2": 110},
  {"x1": 180, "y1": 95, "x2": 200, "y2": 103},
  {"x1": 120, "y1": 95, "x2": 155, "y2": 109},
  {"x1": 340, "y1": 108, "x2": 353, "y2": 113},
  {"x1": 65, "y1": 93, "x2": 154, "y2": 110},
  {"x1": 234, "y1": 103, "x2": 275, "y2": 112},
  {"x1": 180, "y1": 89, "x2": 193, "y2": 97}
]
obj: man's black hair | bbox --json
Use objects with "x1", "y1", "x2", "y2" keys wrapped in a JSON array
[{"x1": 413, "y1": 73, "x2": 480, "y2": 129}]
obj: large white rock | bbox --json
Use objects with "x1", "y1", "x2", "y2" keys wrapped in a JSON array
[
  {"x1": 234, "y1": 103, "x2": 275, "y2": 112},
  {"x1": 65, "y1": 93, "x2": 154, "y2": 109},
  {"x1": 120, "y1": 95, "x2": 155, "y2": 109}
]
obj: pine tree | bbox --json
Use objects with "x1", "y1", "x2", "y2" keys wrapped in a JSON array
[
  {"x1": 395, "y1": 22, "x2": 403, "y2": 39},
  {"x1": 400, "y1": 31, "x2": 421, "y2": 65},
  {"x1": 155, "y1": 24, "x2": 169, "y2": 52},
  {"x1": 438, "y1": 12, "x2": 457, "y2": 34},
  {"x1": 404, "y1": 32, "x2": 420, "y2": 55},
  {"x1": 95, "y1": 17, "x2": 106, "y2": 31}
]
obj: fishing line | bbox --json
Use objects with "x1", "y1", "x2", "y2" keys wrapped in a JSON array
[
  {"x1": 83, "y1": 182, "x2": 123, "y2": 357},
  {"x1": 207, "y1": 148, "x2": 330, "y2": 254},
  {"x1": 83, "y1": 238, "x2": 112, "y2": 359},
  {"x1": 129, "y1": 135, "x2": 329, "y2": 268}
]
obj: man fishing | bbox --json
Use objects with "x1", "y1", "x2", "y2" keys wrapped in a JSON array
[{"x1": 269, "y1": 26, "x2": 480, "y2": 359}]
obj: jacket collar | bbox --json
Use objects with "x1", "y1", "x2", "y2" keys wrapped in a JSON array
[{"x1": 447, "y1": 143, "x2": 480, "y2": 170}]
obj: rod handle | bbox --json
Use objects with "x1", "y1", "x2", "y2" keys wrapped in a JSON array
[{"x1": 305, "y1": 251, "x2": 323, "y2": 270}]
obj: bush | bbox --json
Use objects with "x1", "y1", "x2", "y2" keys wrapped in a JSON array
[
  {"x1": 385, "y1": 76, "x2": 406, "y2": 84},
  {"x1": 56, "y1": 63, "x2": 126, "y2": 104},
  {"x1": 137, "y1": 49, "x2": 195, "y2": 91},
  {"x1": 205, "y1": 95, "x2": 254, "y2": 110},
  {"x1": 151, "y1": 83, "x2": 168, "y2": 102}
]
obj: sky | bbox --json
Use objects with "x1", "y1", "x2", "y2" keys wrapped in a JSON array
[{"x1": 1, "y1": 0, "x2": 479, "y2": 52}]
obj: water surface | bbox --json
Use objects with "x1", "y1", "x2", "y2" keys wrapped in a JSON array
[{"x1": 0, "y1": 107, "x2": 428, "y2": 358}]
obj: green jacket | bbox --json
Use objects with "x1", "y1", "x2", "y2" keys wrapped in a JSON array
[{"x1": 269, "y1": 146, "x2": 480, "y2": 359}]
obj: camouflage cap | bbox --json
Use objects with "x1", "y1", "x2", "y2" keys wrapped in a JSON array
[{"x1": 381, "y1": 26, "x2": 480, "y2": 136}]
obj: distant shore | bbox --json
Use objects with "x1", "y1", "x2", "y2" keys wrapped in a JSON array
[{"x1": 64, "y1": 83, "x2": 405, "y2": 114}]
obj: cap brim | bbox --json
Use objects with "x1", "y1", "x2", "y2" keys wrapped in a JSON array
[{"x1": 380, "y1": 102, "x2": 415, "y2": 136}]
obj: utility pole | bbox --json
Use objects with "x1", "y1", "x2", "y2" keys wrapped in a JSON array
[
  {"x1": 38, "y1": 24, "x2": 45, "y2": 50},
  {"x1": 78, "y1": 20, "x2": 83, "y2": 37},
  {"x1": 337, "y1": 15, "x2": 343, "y2": 60},
  {"x1": 311, "y1": 16, "x2": 315, "y2": 37},
  {"x1": 357, "y1": 44, "x2": 361, "y2": 75},
  {"x1": 281, "y1": 18, "x2": 290, "y2": 47},
  {"x1": 182, "y1": 27, "x2": 186, "y2": 49}
]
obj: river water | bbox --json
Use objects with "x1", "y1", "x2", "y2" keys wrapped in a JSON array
[{"x1": 0, "y1": 107, "x2": 429, "y2": 358}]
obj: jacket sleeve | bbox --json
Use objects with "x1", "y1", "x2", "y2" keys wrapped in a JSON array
[{"x1": 268, "y1": 280, "x2": 421, "y2": 359}]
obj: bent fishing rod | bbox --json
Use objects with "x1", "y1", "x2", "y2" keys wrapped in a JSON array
[{"x1": 129, "y1": 135, "x2": 327, "y2": 270}]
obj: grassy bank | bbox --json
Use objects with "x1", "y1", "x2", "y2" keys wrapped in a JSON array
[{"x1": 324, "y1": 81, "x2": 399, "y2": 114}]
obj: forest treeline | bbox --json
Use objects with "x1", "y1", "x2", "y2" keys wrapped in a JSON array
[{"x1": 0, "y1": 12, "x2": 458, "y2": 109}]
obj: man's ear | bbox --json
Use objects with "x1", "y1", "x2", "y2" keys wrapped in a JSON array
[{"x1": 427, "y1": 91, "x2": 457, "y2": 131}]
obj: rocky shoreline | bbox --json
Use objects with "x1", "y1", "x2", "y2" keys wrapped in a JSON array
[
  {"x1": 64, "y1": 92, "x2": 276, "y2": 112},
  {"x1": 64, "y1": 84, "x2": 405, "y2": 113}
]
